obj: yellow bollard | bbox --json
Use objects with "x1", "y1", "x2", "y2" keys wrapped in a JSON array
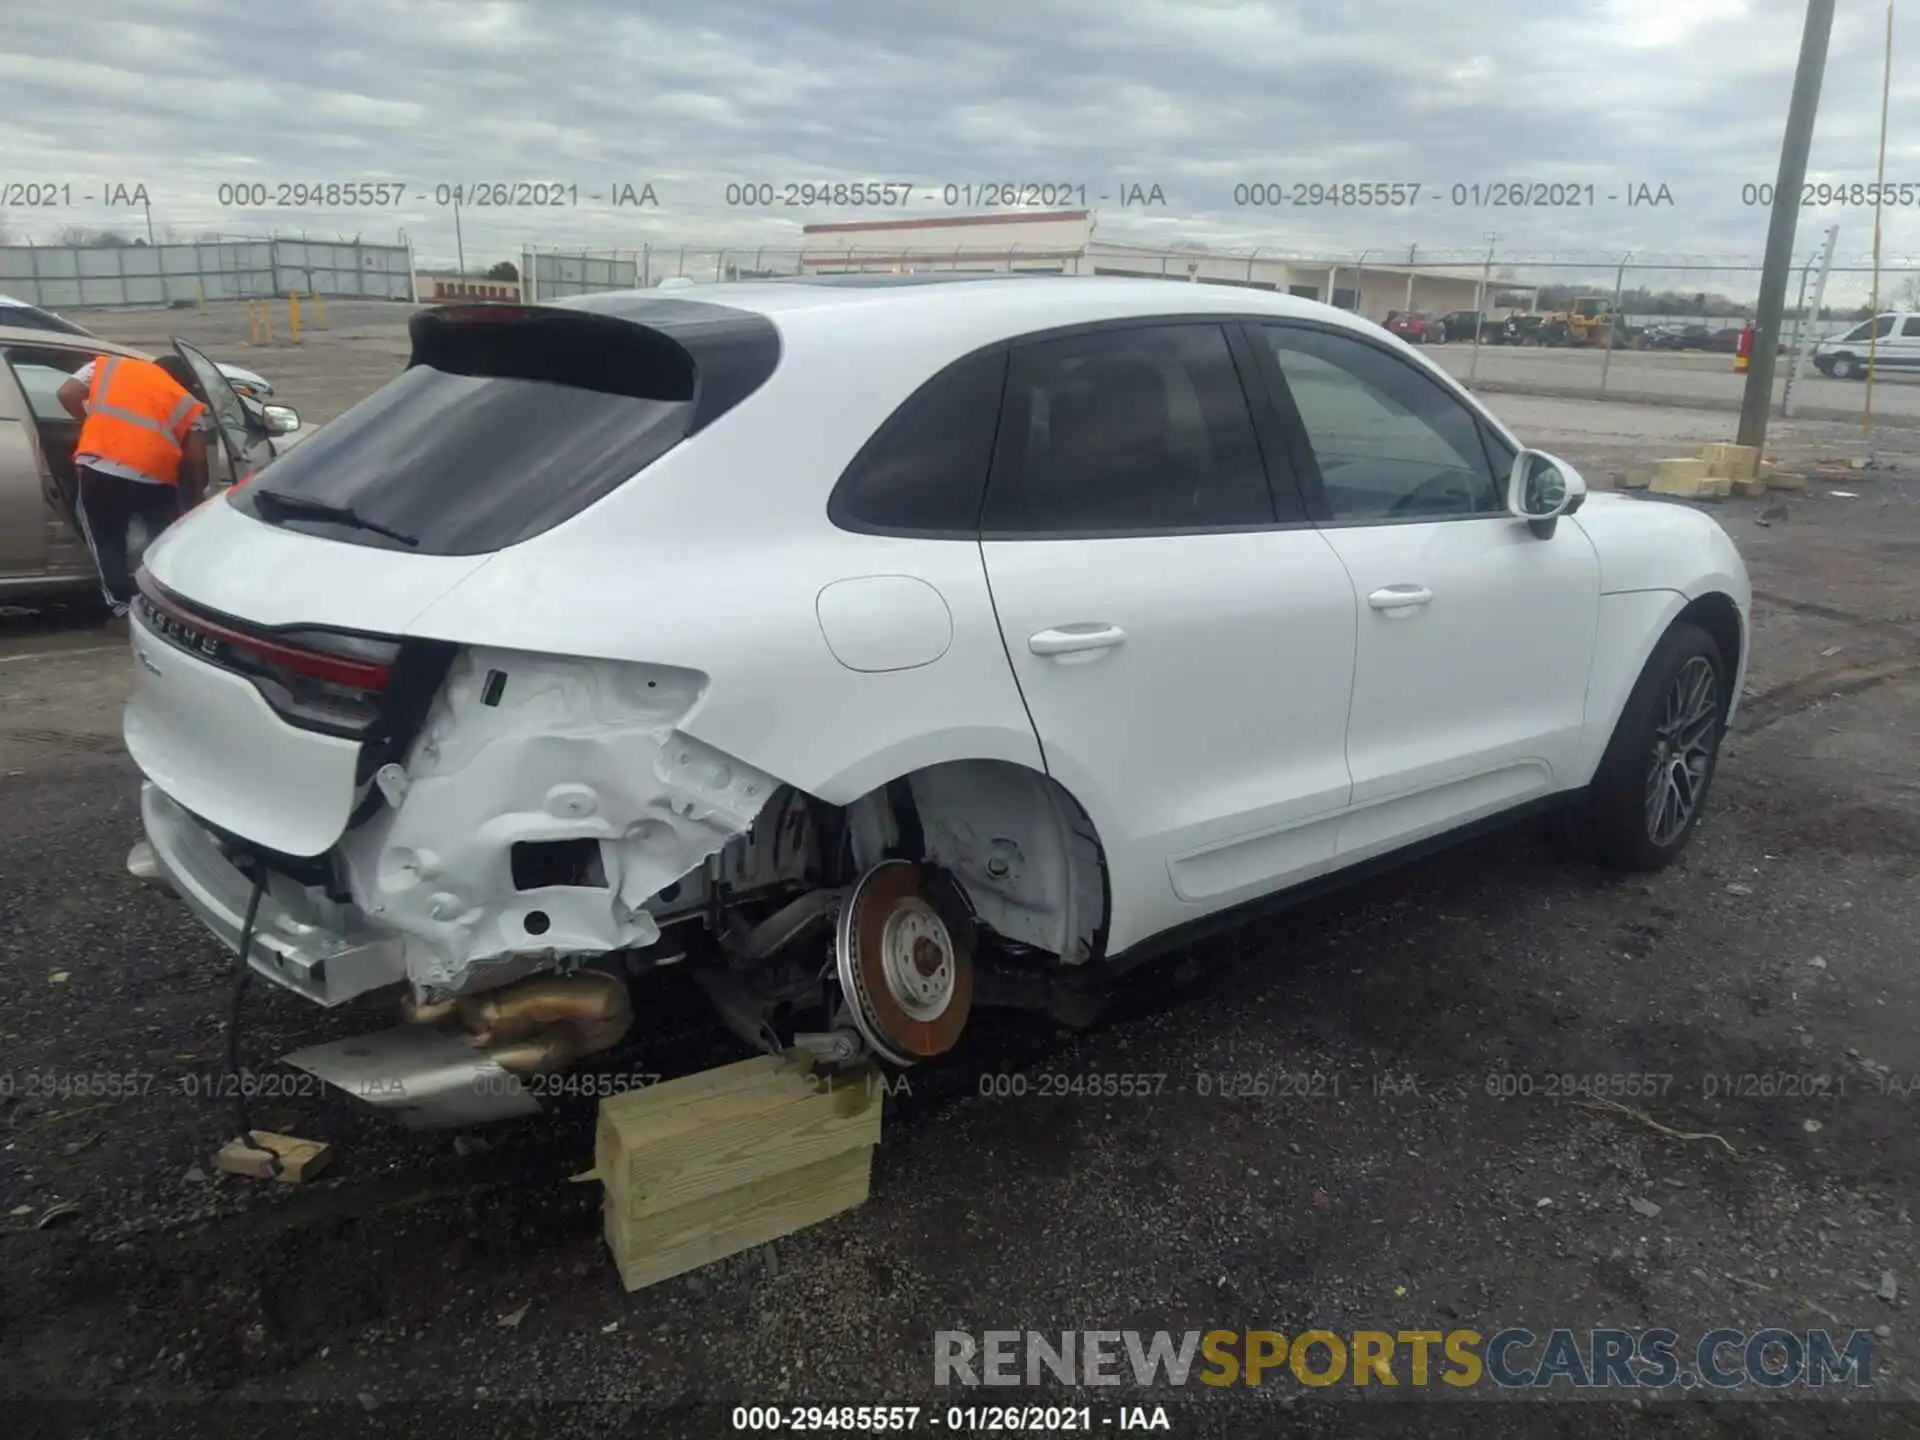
[
  {"x1": 287, "y1": 291, "x2": 301, "y2": 345},
  {"x1": 310, "y1": 289, "x2": 327, "y2": 331},
  {"x1": 246, "y1": 302, "x2": 261, "y2": 345}
]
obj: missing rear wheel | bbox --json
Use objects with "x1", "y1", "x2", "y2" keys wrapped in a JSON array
[{"x1": 835, "y1": 859, "x2": 974, "y2": 1066}]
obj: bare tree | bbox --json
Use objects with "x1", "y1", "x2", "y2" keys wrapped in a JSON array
[
  {"x1": 1892, "y1": 273, "x2": 1920, "y2": 310},
  {"x1": 53, "y1": 225, "x2": 135, "y2": 247}
]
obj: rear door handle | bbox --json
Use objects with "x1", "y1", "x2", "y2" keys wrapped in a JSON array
[
  {"x1": 1367, "y1": 584, "x2": 1433, "y2": 612},
  {"x1": 1029, "y1": 624, "x2": 1128, "y2": 656}
]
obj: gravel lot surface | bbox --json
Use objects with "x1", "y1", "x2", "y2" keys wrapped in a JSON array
[{"x1": 1, "y1": 303, "x2": 1917, "y2": 1438}]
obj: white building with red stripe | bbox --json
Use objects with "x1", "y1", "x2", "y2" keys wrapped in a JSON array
[{"x1": 799, "y1": 209, "x2": 1484, "y2": 318}]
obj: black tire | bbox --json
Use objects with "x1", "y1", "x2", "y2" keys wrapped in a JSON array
[
  {"x1": 1558, "y1": 621, "x2": 1727, "y2": 872},
  {"x1": 1829, "y1": 353, "x2": 1858, "y2": 380}
]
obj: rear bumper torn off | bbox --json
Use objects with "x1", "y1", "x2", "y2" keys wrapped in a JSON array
[{"x1": 131, "y1": 781, "x2": 407, "y2": 1006}]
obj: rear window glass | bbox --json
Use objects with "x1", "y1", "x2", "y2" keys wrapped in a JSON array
[{"x1": 230, "y1": 308, "x2": 711, "y2": 555}]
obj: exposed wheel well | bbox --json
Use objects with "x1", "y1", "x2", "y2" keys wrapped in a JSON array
[
  {"x1": 1675, "y1": 592, "x2": 1743, "y2": 717},
  {"x1": 851, "y1": 759, "x2": 1112, "y2": 966}
]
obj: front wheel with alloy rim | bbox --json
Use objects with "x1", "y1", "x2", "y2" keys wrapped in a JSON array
[
  {"x1": 1829, "y1": 354, "x2": 1859, "y2": 380},
  {"x1": 1560, "y1": 621, "x2": 1728, "y2": 871}
]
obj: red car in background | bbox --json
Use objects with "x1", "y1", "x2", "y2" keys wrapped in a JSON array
[{"x1": 1382, "y1": 310, "x2": 1443, "y2": 344}]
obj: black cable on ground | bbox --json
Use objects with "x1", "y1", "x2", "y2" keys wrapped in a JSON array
[{"x1": 226, "y1": 868, "x2": 282, "y2": 1177}]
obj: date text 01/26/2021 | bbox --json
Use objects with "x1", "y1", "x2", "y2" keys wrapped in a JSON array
[
  {"x1": 1229, "y1": 181, "x2": 1676, "y2": 207},
  {"x1": 207, "y1": 181, "x2": 659, "y2": 209},
  {"x1": 720, "y1": 182, "x2": 1169, "y2": 208},
  {"x1": 729, "y1": 1404, "x2": 1172, "y2": 1432}
]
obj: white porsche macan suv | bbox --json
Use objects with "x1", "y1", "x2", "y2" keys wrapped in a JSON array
[{"x1": 122, "y1": 276, "x2": 1750, "y2": 1124}]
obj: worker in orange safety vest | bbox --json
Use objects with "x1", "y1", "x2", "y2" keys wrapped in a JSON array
[{"x1": 56, "y1": 353, "x2": 210, "y2": 616}]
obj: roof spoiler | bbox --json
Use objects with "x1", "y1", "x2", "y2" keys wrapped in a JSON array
[{"x1": 407, "y1": 298, "x2": 779, "y2": 431}]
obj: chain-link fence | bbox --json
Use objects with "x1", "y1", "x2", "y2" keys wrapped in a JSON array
[
  {"x1": 515, "y1": 241, "x2": 1093, "y2": 290},
  {"x1": 1322, "y1": 246, "x2": 1920, "y2": 422},
  {"x1": 78, "y1": 227, "x2": 1914, "y2": 425},
  {"x1": 506, "y1": 240, "x2": 1918, "y2": 414}
]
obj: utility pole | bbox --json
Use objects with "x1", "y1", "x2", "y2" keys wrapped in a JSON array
[
  {"x1": 1469, "y1": 233, "x2": 1498, "y2": 385},
  {"x1": 1737, "y1": 0, "x2": 1835, "y2": 451},
  {"x1": 1600, "y1": 249, "x2": 1634, "y2": 394},
  {"x1": 1863, "y1": 1, "x2": 1895, "y2": 434},
  {"x1": 453, "y1": 199, "x2": 467, "y2": 277}
]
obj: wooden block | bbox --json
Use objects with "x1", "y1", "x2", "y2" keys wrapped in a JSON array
[
  {"x1": 1651, "y1": 458, "x2": 1709, "y2": 496},
  {"x1": 603, "y1": 1082, "x2": 878, "y2": 1221},
  {"x1": 214, "y1": 1130, "x2": 332, "y2": 1183},
  {"x1": 1619, "y1": 470, "x2": 1653, "y2": 490},
  {"x1": 1731, "y1": 476, "x2": 1768, "y2": 498},
  {"x1": 1767, "y1": 470, "x2": 1808, "y2": 492},
  {"x1": 1696, "y1": 475, "x2": 1732, "y2": 500},
  {"x1": 605, "y1": 1148, "x2": 872, "y2": 1292},
  {"x1": 1698, "y1": 443, "x2": 1751, "y2": 478},
  {"x1": 1698, "y1": 443, "x2": 1760, "y2": 480},
  {"x1": 594, "y1": 1053, "x2": 882, "y2": 1292}
]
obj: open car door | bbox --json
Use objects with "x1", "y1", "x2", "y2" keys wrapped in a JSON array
[{"x1": 171, "y1": 337, "x2": 276, "y2": 490}]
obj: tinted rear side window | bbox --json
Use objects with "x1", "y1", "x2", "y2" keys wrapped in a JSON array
[
  {"x1": 828, "y1": 347, "x2": 1008, "y2": 535},
  {"x1": 231, "y1": 305, "x2": 773, "y2": 556},
  {"x1": 983, "y1": 323, "x2": 1274, "y2": 535}
]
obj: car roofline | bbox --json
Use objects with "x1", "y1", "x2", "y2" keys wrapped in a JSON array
[
  {"x1": 0, "y1": 326, "x2": 149, "y2": 358},
  {"x1": 545, "y1": 274, "x2": 1400, "y2": 347}
]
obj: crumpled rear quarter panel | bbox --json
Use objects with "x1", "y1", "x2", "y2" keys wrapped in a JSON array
[{"x1": 337, "y1": 647, "x2": 777, "y2": 991}]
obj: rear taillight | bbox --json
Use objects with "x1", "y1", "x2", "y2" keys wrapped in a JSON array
[{"x1": 133, "y1": 570, "x2": 400, "y2": 735}]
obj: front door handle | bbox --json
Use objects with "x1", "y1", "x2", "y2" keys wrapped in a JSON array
[
  {"x1": 1029, "y1": 624, "x2": 1128, "y2": 656},
  {"x1": 1367, "y1": 584, "x2": 1433, "y2": 612}
]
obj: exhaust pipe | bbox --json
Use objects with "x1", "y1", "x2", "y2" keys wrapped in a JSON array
[
  {"x1": 283, "y1": 968, "x2": 635, "y2": 1128},
  {"x1": 402, "y1": 969, "x2": 633, "y2": 1074}
]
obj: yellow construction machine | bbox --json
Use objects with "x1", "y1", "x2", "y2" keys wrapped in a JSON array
[{"x1": 1524, "y1": 297, "x2": 1622, "y2": 348}]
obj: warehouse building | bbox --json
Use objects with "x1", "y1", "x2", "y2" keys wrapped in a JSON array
[
  {"x1": 413, "y1": 270, "x2": 521, "y2": 302},
  {"x1": 798, "y1": 210, "x2": 1485, "y2": 317}
]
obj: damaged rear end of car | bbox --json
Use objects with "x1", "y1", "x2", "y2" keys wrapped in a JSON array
[
  {"x1": 126, "y1": 287, "x2": 1111, "y2": 1127},
  {"x1": 125, "y1": 297, "x2": 801, "y2": 1123}
]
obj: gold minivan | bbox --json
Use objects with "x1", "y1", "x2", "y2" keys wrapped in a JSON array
[{"x1": 0, "y1": 325, "x2": 301, "y2": 604}]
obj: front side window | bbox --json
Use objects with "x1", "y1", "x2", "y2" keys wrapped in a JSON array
[
  {"x1": 1900, "y1": 318, "x2": 1920, "y2": 338},
  {"x1": 982, "y1": 323, "x2": 1274, "y2": 534},
  {"x1": 1258, "y1": 324, "x2": 1503, "y2": 522},
  {"x1": 4, "y1": 352, "x2": 80, "y2": 422}
]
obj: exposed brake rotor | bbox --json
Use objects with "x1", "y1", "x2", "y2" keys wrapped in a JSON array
[{"x1": 834, "y1": 859, "x2": 974, "y2": 1067}]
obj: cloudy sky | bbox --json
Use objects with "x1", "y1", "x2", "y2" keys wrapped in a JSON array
[{"x1": 5, "y1": 0, "x2": 1917, "y2": 292}]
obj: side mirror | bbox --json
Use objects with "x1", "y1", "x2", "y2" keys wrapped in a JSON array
[
  {"x1": 1507, "y1": 448, "x2": 1586, "y2": 537},
  {"x1": 262, "y1": 404, "x2": 300, "y2": 435}
]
